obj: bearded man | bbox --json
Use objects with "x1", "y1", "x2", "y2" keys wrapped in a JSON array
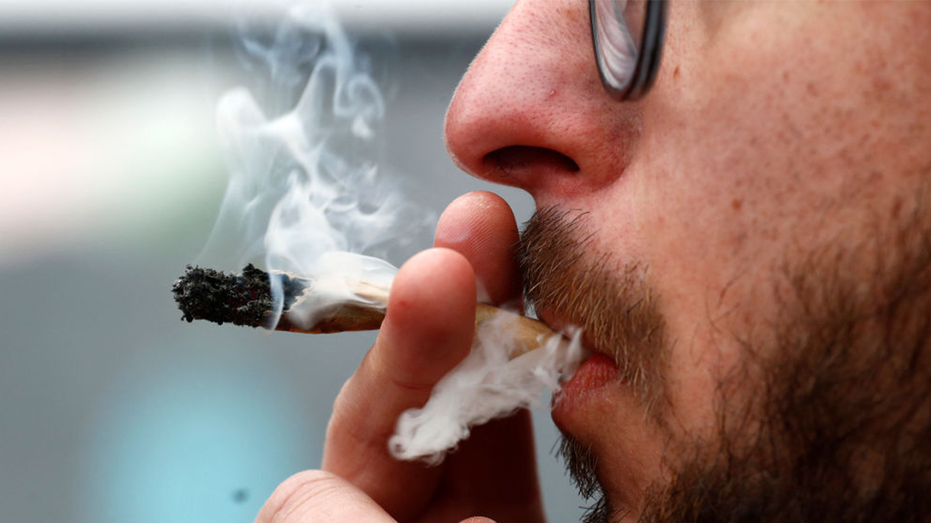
[{"x1": 256, "y1": 1, "x2": 931, "y2": 522}]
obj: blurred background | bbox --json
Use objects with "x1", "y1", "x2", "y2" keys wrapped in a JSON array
[{"x1": 0, "y1": 0, "x2": 589, "y2": 521}]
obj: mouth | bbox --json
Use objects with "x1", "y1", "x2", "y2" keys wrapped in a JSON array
[
  {"x1": 538, "y1": 309, "x2": 621, "y2": 422},
  {"x1": 537, "y1": 308, "x2": 663, "y2": 520}
]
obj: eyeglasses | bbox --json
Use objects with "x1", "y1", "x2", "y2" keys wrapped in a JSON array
[{"x1": 590, "y1": 0, "x2": 667, "y2": 101}]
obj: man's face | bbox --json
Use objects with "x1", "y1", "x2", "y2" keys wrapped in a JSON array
[{"x1": 444, "y1": 1, "x2": 931, "y2": 521}]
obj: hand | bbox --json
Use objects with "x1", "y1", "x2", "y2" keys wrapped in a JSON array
[{"x1": 256, "y1": 192, "x2": 545, "y2": 523}]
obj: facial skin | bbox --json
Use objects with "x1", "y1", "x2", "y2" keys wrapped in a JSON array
[{"x1": 443, "y1": 1, "x2": 931, "y2": 521}]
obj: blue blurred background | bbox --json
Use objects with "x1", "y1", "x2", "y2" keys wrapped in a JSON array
[{"x1": 0, "y1": 1, "x2": 586, "y2": 521}]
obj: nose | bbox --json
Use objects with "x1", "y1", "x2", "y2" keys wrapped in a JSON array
[{"x1": 444, "y1": 0, "x2": 640, "y2": 199}]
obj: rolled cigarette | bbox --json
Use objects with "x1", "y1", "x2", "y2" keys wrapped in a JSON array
[{"x1": 172, "y1": 265, "x2": 559, "y2": 359}]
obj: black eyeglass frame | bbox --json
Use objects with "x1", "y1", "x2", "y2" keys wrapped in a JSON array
[{"x1": 590, "y1": 0, "x2": 668, "y2": 101}]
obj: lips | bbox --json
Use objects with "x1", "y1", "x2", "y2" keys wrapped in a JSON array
[
  {"x1": 554, "y1": 352, "x2": 619, "y2": 414},
  {"x1": 540, "y1": 308, "x2": 663, "y2": 517},
  {"x1": 537, "y1": 310, "x2": 620, "y2": 420}
]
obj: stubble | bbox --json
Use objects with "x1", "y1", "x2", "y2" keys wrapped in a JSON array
[{"x1": 518, "y1": 197, "x2": 931, "y2": 523}]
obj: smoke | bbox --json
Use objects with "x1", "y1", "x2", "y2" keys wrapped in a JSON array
[
  {"x1": 200, "y1": 2, "x2": 587, "y2": 463},
  {"x1": 199, "y1": 3, "x2": 430, "y2": 326},
  {"x1": 390, "y1": 312, "x2": 588, "y2": 464}
]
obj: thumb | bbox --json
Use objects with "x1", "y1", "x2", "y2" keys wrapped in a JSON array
[{"x1": 256, "y1": 470, "x2": 396, "y2": 523}]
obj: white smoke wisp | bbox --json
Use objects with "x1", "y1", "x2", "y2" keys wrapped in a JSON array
[
  {"x1": 199, "y1": 3, "x2": 432, "y2": 328},
  {"x1": 389, "y1": 311, "x2": 589, "y2": 465}
]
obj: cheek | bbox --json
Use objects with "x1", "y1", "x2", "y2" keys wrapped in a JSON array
[
  {"x1": 616, "y1": 2, "x2": 931, "y2": 433},
  {"x1": 611, "y1": 10, "x2": 847, "y2": 418},
  {"x1": 635, "y1": 4, "x2": 890, "y2": 327}
]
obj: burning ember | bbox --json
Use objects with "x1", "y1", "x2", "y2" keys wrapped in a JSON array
[{"x1": 172, "y1": 264, "x2": 386, "y2": 333}]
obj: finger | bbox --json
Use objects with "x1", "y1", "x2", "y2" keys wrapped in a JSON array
[
  {"x1": 434, "y1": 191, "x2": 522, "y2": 306},
  {"x1": 256, "y1": 470, "x2": 395, "y2": 523},
  {"x1": 433, "y1": 192, "x2": 545, "y2": 520},
  {"x1": 323, "y1": 248, "x2": 477, "y2": 520}
]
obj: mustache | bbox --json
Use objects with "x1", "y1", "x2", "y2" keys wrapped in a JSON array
[{"x1": 517, "y1": 206, "x2": 669, "y2": 414}]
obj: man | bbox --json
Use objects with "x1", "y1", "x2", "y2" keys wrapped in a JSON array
[{"x1": 257, "y1": 1, "x2": 931, "y2": 521}]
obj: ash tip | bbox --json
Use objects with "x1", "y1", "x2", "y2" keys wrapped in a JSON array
[{"x1": 172, "y1": 264, "x2": 274, "y2": 329}]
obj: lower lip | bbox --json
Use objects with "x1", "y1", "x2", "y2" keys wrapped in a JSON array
[{"x1": 553, "y1": 352, "x2": 619, "y2": 415}]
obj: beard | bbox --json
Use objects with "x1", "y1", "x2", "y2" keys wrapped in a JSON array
[{"x1": 518, "y1": 203, "x2": 931, "y2": 523}]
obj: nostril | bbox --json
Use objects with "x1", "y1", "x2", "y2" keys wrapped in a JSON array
[{"x1": 483, "y1": 146, "x2": 580, "y2": 179}]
